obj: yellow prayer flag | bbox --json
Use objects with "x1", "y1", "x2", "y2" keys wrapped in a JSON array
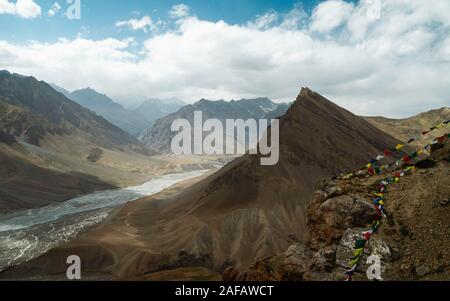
[
  {"x1": 354, "y1": 248, "x2": 364, "y2": 257},
  {"x1": 396, "y1": 144, "x2": 405, "y2": 150}
]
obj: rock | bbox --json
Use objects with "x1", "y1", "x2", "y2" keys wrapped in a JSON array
[
  {"x1": 335, "y1": 228, "x2": 391, "y2": 273},
  {"x1": 283, "y1": 243, "x2": 314, "y2": 277},
  {"x1": 311, "y1": 245, "x2": 336, "y2": 272},
  {"x1": 335, "y1": 228, "x2": 365, "y2": 268},
  {"x1": 367, "y1": 239, "x2": 391, "y2": 262},
  {"x1": 324, "y1": 186, "x2": 345, "y2": 199},
  {"x1": 415, "y1": 159, "x2": 437, "y2": 169},
  {"x1": 308, "y1": 194, "x2": 378, "y2": 248},
  {"x1": 318, "y1": 195, "x2": 377, "y2": 229},
  {"x1": 415, "y1": 265, "x2": 430, "y2": 277}
]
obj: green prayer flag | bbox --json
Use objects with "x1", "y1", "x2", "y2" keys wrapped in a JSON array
[
  {"x1": 355, "y1": 239, "x2": 367, "y2": 249},
  {"x1": 349, "y1": 258, "x2": 359, "y2": 267}
]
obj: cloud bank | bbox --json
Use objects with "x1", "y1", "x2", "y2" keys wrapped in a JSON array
[
  {"x1": 0, "y1": 0, "x2": 449, "y2": 117},
  {"x1": 0, "y1": 0, "x2": 41, "y2": 18}
]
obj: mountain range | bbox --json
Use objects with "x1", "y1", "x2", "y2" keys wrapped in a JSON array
[
  {"x1": 4, "y1": 87, "x2": 408, "y2": 280},
  {"x1": 51, "y1": 85, "x2": 186, "y2": 135},
  {"x1": 139, "y1": 97, "x2": 288, "y2": 153}
]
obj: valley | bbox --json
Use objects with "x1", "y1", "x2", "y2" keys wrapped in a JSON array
[{"x1": 0, "y1": 71, "x2": 448, "y2": 282}]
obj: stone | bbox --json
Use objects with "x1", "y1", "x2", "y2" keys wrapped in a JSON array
[
  {"x1": 318, "y1": 195, "x2": 377, "y2": 229},
  {"x1": 335, "y1": 228, "x2": 391, "y2": 272},
  {"x1": 335, "y1": 228, "x2": 365, "y2": 268},
  {"x1": 284, "y1": 243, "x2": 313, "y2": 274},
  {"x1": 415, "y1": 265, "x2": 430, "y2": 277},
  {"x1": 312, "y1": 248, "x2": 335, "y2": 272}
]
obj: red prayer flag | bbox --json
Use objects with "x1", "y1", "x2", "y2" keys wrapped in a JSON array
[
  {"x1": 363, "y1": 232, "x2": 372, "y2": 240},
  {"x1": 384, "y1": 149, "x2": 392, "y2": 157},
  {"x1": 436, "y1": 135, "x2": 446, "y2": 143}
]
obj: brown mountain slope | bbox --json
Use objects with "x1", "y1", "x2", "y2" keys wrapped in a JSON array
[
  {"x1": 364, "y1": 107, "x2": 449, "y2": 145},
  {"x1": 0, "y1": 71, "x2": 150, "y2": 154},
  {"x1": 0, "y1": 87, "x2": 403, "y2": 280},
  {"x1": 0, "y1": 143, "x2": 114, "y2": 214}
]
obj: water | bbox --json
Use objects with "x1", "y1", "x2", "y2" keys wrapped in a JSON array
[{"x1": 0, "y1": 169, "x2": 210, "y2": 271}]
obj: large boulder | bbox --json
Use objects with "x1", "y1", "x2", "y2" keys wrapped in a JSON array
[
  {"x1": 335, "y1": 228, "x2": 391, "y2": 280},
  {"x1": 309, "y1": 195, "x2": 378, "y2": 247}
]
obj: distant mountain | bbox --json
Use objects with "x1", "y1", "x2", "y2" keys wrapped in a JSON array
[
  {"x1": 139, "y1": 97, "x2": 286, "y2": 153},
  {"x1": 67, "y1": 88, "x2": 152, "y2": 135},
  {"x1": 264, "y1": 102, "x2": 292, "y2": 119},
  {"x1": 0, "y1": 73, "x2": 148, "y2": 153},
  {"x1": 49, "y1": 83, "x2": 71, "y2": 98},
  {"x1": 364, "y1": 107, "x2": 450, "y2": 145},
  {"x1": 134, "y1": 98, "x2": 186, "y2": 128}
]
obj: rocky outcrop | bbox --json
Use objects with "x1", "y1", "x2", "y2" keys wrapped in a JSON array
[{"x1": 225, "y1": 135, "x2": 450, "y2": 281}]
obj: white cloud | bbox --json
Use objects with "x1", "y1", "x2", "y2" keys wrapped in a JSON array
[
  {"x1": 48, "y1": 2, "x2": 61, "y2": 17},
  {"x1": 116, "y1": 16, "x2": 155, "y2": 33},
  {"x1": 0, "y1": 0, "x2": 15, "y2": 14},
  {"x1": 248, "y1": 5, "x2": 307, "y2": 31},
  {"x1": 310, "y1": 0, "x2": 354, "y2": 33},
  {"x1": 248, "y1": 11, "x2": 278, "y2": 30},
  {"x1": 169, "y1": 3, "x2": 190, "y2": 19},
  {"x1": 0, "y1": 0, "x2": 41, "y2": 18},
  {"x1": 0, "y1": 0, "x2": 449, "y2": 117}
]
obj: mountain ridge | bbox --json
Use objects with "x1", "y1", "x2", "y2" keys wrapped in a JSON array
[{"x1": 139, "y1": 97, "x2": 287, "y2": 153}]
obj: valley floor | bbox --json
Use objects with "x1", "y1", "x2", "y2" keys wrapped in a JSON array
[{"x1": 0, "y1": 170, "x2": 219, "y2": 280}]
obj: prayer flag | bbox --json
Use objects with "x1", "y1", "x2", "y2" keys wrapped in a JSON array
[{"x1": 355, "y1": 239, "x2": 367, "y2": 249}]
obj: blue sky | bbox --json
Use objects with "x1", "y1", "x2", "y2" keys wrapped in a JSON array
[
  {"x1": 0, "y1": 0, "x2": 449, "y2": 117},
  {"x1": 1, "y1": 0, "x2": 332, "y2": 42}
]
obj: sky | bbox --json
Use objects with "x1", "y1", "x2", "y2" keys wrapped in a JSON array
[{"x1": 0, "y1": 0, "x2": 449, "y2": 117}]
